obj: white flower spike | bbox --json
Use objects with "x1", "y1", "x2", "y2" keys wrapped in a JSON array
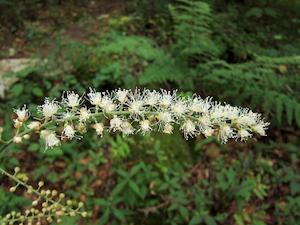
[{"x1": 12, "y1": 88, "x2": 269, "y2": 149}]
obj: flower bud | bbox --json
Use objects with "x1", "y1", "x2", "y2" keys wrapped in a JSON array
[
  {"x1": 163, "y1": 123, "x2": 173, "y2": 134},
  {"x1": 38, "y1": 181, "x2": 44, "y2": 187},
  {"x1": 93, "y1": 123, "x2": 104, "y2": 136},
  {"x1": 14, "y1": 167, "x2": 20, "y2": 173},
  {"x1": 23, "y1": 134, "x2": 30, "y2": 140},
  {"x1": 76, "y1": 123, "x2": 86, "y2": 134},
  {"x1": 9, "y1": 186, "x2": 17, "y2": 192},
  {"x1": 27, "y1": 186, "x2": 33, "y2": 194},
  {"x1": 28, "y1": 121, "x2": 41, "y2": 131},
  {"x1": 81, "y1": 212, "x2": 88, "y2": 217},
  {"x1": 46, "y1": 190, "x2": 51, "y2": 196},
  {"x1": 32, "y1": 200, "x2": 39, "y2": 206},
  {"x1": 14, "y1": 119, "x2": 23, "y2": 129},
  {"x1": 13, "y1": 136, "x2": 22, "y2": 144}
]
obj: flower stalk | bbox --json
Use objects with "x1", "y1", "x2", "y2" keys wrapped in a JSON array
[
  {"x1": 1, "y1": 88, "x2": 269, "y2": 150},
  {"x1": 0, "y1": 167, "x2": 87, "y2": 225}
]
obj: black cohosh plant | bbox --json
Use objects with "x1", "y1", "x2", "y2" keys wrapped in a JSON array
[{"x1": 0, "y1": 88, "x2": 269, "y2": 224}]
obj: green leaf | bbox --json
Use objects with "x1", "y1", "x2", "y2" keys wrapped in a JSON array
[
  {"x1": 44, "y1": 147, "x2": 63, "y2": 156},
  {"x1": 128, "y1": 181, "x2": 142, "y2": 198},
  {"x1": 276, "y1": 96, "x2": 283, "y2": 124},
  {"x1": 234, "y1": 214, "x2": 244, "y2": 225},
  {"x1": 285, "y1": 99, "x2": 294, "y2": 125},
  {"x1": 100, "y1": 208, "x2": 111, "y2": 225},
  {"x1": 290, "y1": 181, "x2": 300, "y2": 196},
  {"x1": 129, "y1": 162, "x2": 143, "y2": 177},
  {"x1": 48, "y1": 172, "x2": 58, "y2": 183},
  {"x1": 115, "y1": 169, "x2": 129, "y2": 179},
  {"x1": 15, "y1": 67, "x2": 35, "y2": 78},
  {"x1": 113, "y1": 208, "x2": 125, "y2": 221},
  {"x1": 296, "y1": 105, "x2": 300, "y2": 127},
  {"x1": 11, "y1": 83, "x2": 24, "y2": 96},
  {"x1": 32, "y1": 87, "x2": 43, "y2": 97},
  {"x1": 111, "y1": 180, "x2": 127, "y2": 196},
  {"x1": 179, "y1": 206, "x2": 189, "y2": 220},
  {"x1": 95, "y1": 198, "x2": 109, "y2": 207},
  {"x1": 204, "y1": 215, "x2": 217, "y2": 225},
  {"x1": 189, "y1": 216, "x2": 201, "y2": 225},
  {"x1": 28, "y1": 143, "x2": 40, "y2": 152}
]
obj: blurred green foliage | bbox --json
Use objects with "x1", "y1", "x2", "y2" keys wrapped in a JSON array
[{"x1": 0, "y1": 0, "x2": 300, "y2": 224}]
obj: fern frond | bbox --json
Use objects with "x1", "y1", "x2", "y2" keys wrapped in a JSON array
[
  {"x1": 169, "y1": 0, "x2": 220, "y2": 60},
  {"x1": 198, "y1": 56, "x2": 300, "y2": 127}
]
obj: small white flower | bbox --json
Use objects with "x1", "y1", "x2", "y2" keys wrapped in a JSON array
[
  {"x1": 116, "y1": 89, "x2": 128, "y2": 103},
  {"x1": 252, "y1": 122, "x2": 269, "y2": 136},
  {"x1": 158, "y1": 111, "x2": 173, "y2": 124},
  {"x1": 62, "y1": 111, "x2": 74, "y2": 120},
  {"x1": 218, "y1": 124, "x2": 235, "y2": 143},
  {"x1": 235, "y1": 110, "x2": 259, "y2": 127},
  {"x1": 126, "y1": 89, "x2": 145, "y2": 116},
  {"x1": 93, "y1": 123, "x2": 104, "y2": 136},
  {"x1": 144, "y1": 91, "x2": 160, "y2": 106},
  {"x1": 181, "y1": 120, "x2": 197, "y2": 139},
  {"x1": 140, "y1": 120, "x2": 151, "y2": 133},
  {"x1": 222, "y1": 105, "x2": 240, "y2": 121},
  {"x1": 171, "y1": 101, "x2": 187, "y2": 117},
  {"x1": 88, "y1": 89, "x2": 102, "y2": 106},
  {"x1": 79, "y1": 107, "x2": 90, "y2": 122},
  {"x1": 64, "y1": 91, "x2": 81, "y2": 108},
  {"x1": 28, "y1": 121, "x2": 41, "y2": 131},
  {"x1": 13, "y1": 136, "x2": 22, "y2": 144},
  {"x1": 39, "y1": 98, "x2": 59, "y2": 119},
  {"x1": 62, "y1": 125, "x2": 76, "y2": 139},
  {"x1": 40, "y1": 130, "x2": 60, "y2": 149},
  {"x1": 159, "y1": 90, "x2": 175, "y2": 108},
  {"x1": 110, "y1": 116, "x2": 123, "y2": 131},
  {"x1": 190, "y1": 97, "x2": 211, "y2": 114},
  {"x1": 197, "y1": 116, "x2": 212, "y2": 130},
  {"x1": 121, "y1": 121, "x2": 134, "y2": 135},
  {"x1": 14, "y1": 105, "x2": 29, "y2": 122},
  {"x1": 128, "y1": 100, "x2": 144, "y2": 115},
  {"x1": 163, "y1": 123, "x2": 174, "y2": 134},
  {"x1": 238, "y1": 129, "x2": 252, "y2": 141},
  {"x1": 100, "y1": 96, "x2": 116, "y2": 112},
  {"x1": 210, "y1": 105, "x2": 226, "y2": 121}
]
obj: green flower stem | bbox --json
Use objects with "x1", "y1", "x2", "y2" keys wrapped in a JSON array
[
  {"x1": 0, "y1": 167, "x2": 78, "y2": 215},
  {"x1": 1, "y1": 211, "x2": 61, "y2": 224}
]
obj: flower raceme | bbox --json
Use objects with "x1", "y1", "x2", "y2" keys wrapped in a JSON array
[{"x1": 9, "y1": 89, "x2": 269, "y2": 149}]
